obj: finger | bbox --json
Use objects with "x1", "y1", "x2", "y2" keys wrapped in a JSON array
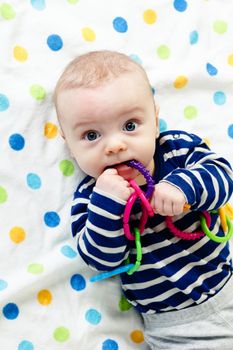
[
  {"x1": 103, "y1": 168, "x2": 118, "y2": 175},
  {"x1": 129, "y1": 186, "x2": 135, "y2": 195},
  {"x1": 154, "y1": 199, "x2": 165, "y2": 216},
  {"x1": 163, "y1": 201, "x2": 174, "y2": 216}
]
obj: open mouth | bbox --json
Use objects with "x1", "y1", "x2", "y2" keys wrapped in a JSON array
[
  {"x1": 105, "y1": 160, "x2": 133, "y2": 171},
  {"x1": 105, "y1": 160, "x2": 138, "y2": 180}
]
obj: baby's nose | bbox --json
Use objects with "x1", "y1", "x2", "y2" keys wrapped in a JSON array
[{"x1": 105, "y1": 139, "x2": 127, "y2": 155}]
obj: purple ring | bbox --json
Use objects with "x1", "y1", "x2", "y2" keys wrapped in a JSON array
[{"x1": 126, "y1": 160, "x2": 154, "y2": 199}]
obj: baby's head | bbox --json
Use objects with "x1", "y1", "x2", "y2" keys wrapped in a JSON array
[{"x1": 54, "y1": 50, "x2": 159, "y2": 180}]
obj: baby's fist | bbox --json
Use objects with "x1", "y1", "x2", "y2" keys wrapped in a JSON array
[
  {"x1": 152, "y1": 182, "x2": 186, "y2": 216},
  {"x1": 96, "y1": 168, "x2": 133, "y2": 201}
]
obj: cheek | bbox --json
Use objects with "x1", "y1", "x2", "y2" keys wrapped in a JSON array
[{"x1": 73, "y1": 151, "x2": 101, "y2": 177}]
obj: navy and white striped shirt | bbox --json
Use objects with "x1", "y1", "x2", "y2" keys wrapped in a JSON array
[{"x1": 71, "y1": 131, "x2": 233, "y2": 314}]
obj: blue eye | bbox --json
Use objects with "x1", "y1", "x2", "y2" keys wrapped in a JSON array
[
  {"x1": 85, "y1": 131, "x2": 100, "y2": 141},
  {"x1": 123, "y1": 121, "x2": 137, "y2": 132}
]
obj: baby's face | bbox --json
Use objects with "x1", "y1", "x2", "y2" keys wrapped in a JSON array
[{"x1": 57, "y1": 72, "x2": 159, "y2": 181}]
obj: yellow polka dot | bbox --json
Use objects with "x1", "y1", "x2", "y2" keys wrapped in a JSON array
[
  {"x1": 13, "y1": 46, "x2": 28, "y2": 62},
  {"x1": 37, "y1": 289, "x2": 52, "y2": 306},
  {"x1": 203, "y1": 138, "x2": 211, "y2": 147},
  {"x1": 9, "y1": 227, "x2": 26, "y2": 243},
  {"x1": 173, "y1": 76, "x2": 188, "y2": 89},
  {"x1": 227, "y1": 54, "x2": 233, "y2": 66},
  {"x1": 143, "y1": 9, "x2": 157, "y2": 24},
  {"x1": 44, "y1": 122, "x2": 58, "y2": 139},
  {"x1": 130, "y1": 330, "x2": 144, "y2": 343},
  {"x1": 81, "y1": 27, "x2": 96, "y2": 42}
]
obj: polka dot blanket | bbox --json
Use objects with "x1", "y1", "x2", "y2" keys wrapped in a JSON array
[{"x1": 0, "y1": 1, "x2": 233, "y2": 349}]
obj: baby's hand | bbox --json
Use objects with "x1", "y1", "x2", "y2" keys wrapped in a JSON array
[
  {"x1": 96, "y1": 168, "x2": 134, "y2": 201},
  {"x1": 151, "y1": 182, "x2": 186, "y2": 216}
]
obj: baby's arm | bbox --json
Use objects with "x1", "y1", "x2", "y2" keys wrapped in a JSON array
[
  {"x1": 155, "y1": 132, "x2": 233, "y2": 214},
  {"x1": 71, "y1": 174, "x2": 130, "y2": 272}
]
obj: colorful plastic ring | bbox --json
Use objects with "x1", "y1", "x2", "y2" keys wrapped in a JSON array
[{"x1": 200, "y1": 214, "x2": 233, "y2": 243}]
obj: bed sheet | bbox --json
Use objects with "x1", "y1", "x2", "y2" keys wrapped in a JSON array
[{"x1": 0, "y1": 1, "x2": 233, "y2": 349}]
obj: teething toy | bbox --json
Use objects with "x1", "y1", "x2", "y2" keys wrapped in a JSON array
[{"x1": 90, "y1": 160, "x2": 233, "y2": 282}]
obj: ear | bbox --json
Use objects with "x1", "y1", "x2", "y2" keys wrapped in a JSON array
[{"x1": 155, "y1": 105, "x2": 160, "y2": 138}]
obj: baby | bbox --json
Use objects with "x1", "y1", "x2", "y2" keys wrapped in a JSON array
[{"x1": 54, "y1": 50, "x2": 233, "y2": 350}]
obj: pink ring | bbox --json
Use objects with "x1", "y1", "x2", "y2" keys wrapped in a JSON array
[
  {"x1": 129, "y1": 180, "x2": 154, "y2": 216},
  {"x1": 123, "y1": 180, "x2": 154, "y2": 240},
  {"x1": 165, "y1": 211, "x2": 211, "y2": 240},
  {"x1": 123, "y1": 192, "x2": 138, "y2": 240}
]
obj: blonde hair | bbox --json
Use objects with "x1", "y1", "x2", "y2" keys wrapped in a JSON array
[{"x1": 54, "y1": 50, "x2": 151, "y2": 108}]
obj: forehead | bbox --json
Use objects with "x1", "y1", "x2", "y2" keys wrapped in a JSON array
[
  {"x1": 58, "y1": 70, "x2": 151, "y2": 105},
  {"x1": 56, "y1": 71, "x2": 153, "y2": 125}
]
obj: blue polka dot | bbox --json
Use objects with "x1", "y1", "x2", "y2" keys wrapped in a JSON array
[
  {"x1": 227, "y1": 124, "x2": 233, "y2": 138},
  {"x1": 85, "y1": 308, "x2": 102, "y2": 325},
  {"x1": 2, "y1": 303, "x2": 19, "y2": 320},
  {"x1": 189, "y1": 30, "x2": 198, "y2": 45},
  {"x1": 30, "y1": 0, "x2": 45, "y2": 10},
  {"x1": 9, "y1": 134, "x2": 25, "y2": 151},
  {"x1": 0, "y1": 94, "x2": 9, "y2": 111},
  {"x1": 173, "y1": 0, "x2": 188, "y2": 12},
  {"x1": 61, "y1": 245, "x2": 77, "y2": 259},
  {"x1": 213, "y1": 91, "x2": 226, "y2": 105},
  {"x1": 18, "y1": 340, "x2": 34, "y2": 350},
  {"x1": 206, "y1": 63, "x2": 218, "y2": 76},
  {"x1": 47, "y1": 34, "x2": 63, "y2": 51},
  {"x1": 159, "y1": 119, "x2": 168, "y2": 132},
  {"x1": 102, "y1": 339, "x2": 118, "y2": 350},
  {"x1": 129, "y1": 54, "x2": 142, "y2": 65},
  {"x1": 27, "y1": 173, "x2": 41, "y2": 189},
  {"x1": 113, "y1": 17, "x2": 128, "y2": 33},
  {"x1": 70, "y1": 274, "x2": 86, "y2": 291},
  {"x1": 0, "y1": 280, "x2": 8, "y2": 291},
  {"x1": 44, "y1": 211, "x2": 60, "y2": 227}
]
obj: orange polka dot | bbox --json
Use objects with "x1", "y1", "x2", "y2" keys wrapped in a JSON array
[
  {"x1": 130, "y1": 329, "x2": 144, "y2": 343},
  {"x1": 37, "y1": 289, "x2": 52, "y2": 305},
  {"x1": 9, "y1": 227, "x2": 26, "y2": 243},
  {"x1": 44, "y1": 122, "x2": 58, "y2": 139},
  {"x1": 173, "y1": 76, "x2": 188, "y2": 89}
]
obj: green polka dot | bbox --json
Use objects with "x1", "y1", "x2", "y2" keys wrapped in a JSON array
[
  {"x1": 67, "y1": 0, "x2": 79, "y2": 3},
  {"x1": 157, "y1": 45, "x2": 170, "y2": 59},
  {"x1": 0, "y1": 186, "x2": 8, "y2": 204},
  {"x1": 59, "y1": 160, "x2": 75, "y2": 176},
  {"x1": 27, "y1": 263, "x2": 44, "y2": 274},
  {"x1": 119, "y1": 295, "x2": 132, "y2": 311},
  {"x1": 53, "y1": 327, "x2": 70, "y2": 342},
  {"x1": 30, "y1": 85, "x2": 46, "y2": 101},
  {"x1": 184, "y1": 106, "x2": 198, "y2": 120},
  {"x1": 213, "y1": 20, "x2": 228, "y2": 34},
  {"x1": 0, "y1": 3, "x2": 16, "y2": 20}
]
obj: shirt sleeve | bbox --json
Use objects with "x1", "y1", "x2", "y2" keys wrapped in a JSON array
[
  {"x1": 71, "y1": 176, "x2": 129, "y2": 271},
  {"x1": 160, "y1": 132, "x2": 233, "y2": 211}
]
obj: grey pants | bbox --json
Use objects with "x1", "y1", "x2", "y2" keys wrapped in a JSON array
[{"x1": 142, "y1": 276, "x2": 233, "y2": 350}]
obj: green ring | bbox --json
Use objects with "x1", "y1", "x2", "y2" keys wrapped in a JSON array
[
  {"x1": 200, "y1": 214, "x2": 233, "y2": 243},
  {"x1": 127, "y1": 228, "x2": 142, "y2": 275}
]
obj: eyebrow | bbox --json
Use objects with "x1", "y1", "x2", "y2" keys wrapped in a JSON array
[
  {"x1": 73, "y1": 106, "x2": 144, "y2": 130},
  {"x1": 73, "y1": 119, "x2": 98, "y2": 129}
]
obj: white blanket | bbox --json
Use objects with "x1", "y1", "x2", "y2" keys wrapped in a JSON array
[{"x1": 0, "y1": 1, "x2": 232, "y2": 349}]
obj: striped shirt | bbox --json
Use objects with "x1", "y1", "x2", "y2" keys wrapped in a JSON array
[{"x1": 71, "y1": 130, "x2": 233, "y2": 314}]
